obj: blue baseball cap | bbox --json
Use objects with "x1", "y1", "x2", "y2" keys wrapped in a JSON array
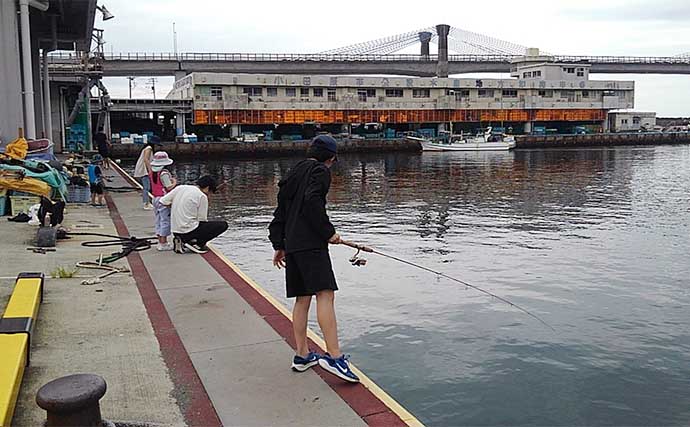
[{"x1": 311, "y1": 134, "x2": 337, "y2": 156}]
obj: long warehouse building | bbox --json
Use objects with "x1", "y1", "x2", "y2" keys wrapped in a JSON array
[{"x1": 166, "y1": 52, "x2": 634, "y2": 137}]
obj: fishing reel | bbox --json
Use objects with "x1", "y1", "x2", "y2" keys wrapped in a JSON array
[{"x1": 348, "y1": 248, "x2": 368, "y2": 267}]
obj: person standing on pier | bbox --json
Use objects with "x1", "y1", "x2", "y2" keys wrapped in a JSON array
[
  {"x1": 149, "y1": 151, "x2": 177, "y2": 251},
  {"x1": 94, "y1": 127, "x2": 111, "y2": 170},
  {"x1": 133, "y1": 138, "x2": 157, "y2": 210},
  {"x1": 268, "y1": 135, "x2": 359, "y2": 383}
]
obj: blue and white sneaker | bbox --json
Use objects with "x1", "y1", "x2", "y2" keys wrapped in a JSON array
[
  {"x1": 318, "y1": 353, "x2": 360, "y2": 383},
  {"x1": 291, "y1": 351, "x2": 320, "y2": 372}
]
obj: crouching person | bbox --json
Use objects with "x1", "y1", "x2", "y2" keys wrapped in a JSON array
[{"x1": 159, "y1": 175, "x2": 228, "y2": 254}]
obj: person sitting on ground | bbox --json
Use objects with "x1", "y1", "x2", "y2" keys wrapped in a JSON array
[
  {"x1": 88, "y1": 154, "x2": 106, "y2": 207},
  {"x1": 159, "y1": 175, "x2": 228, "y2": 254},
  {"x1": 149, "y1": 151, "x2": 177, "y2": 251},
  {"x1": 268, "y1": 134, "x2": 359, "y2": 383},
  {"x1": 94, "y1": 126, "x2": 111, "y2": 170}
]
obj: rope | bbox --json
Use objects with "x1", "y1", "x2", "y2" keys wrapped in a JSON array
[{"x1": 66, "y1": 231, "x2": 157, "y2": 263}]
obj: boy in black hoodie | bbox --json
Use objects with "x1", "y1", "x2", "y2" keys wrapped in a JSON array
[{"x1": 268, "y1": 135, "x2": 359, "y2": 383}]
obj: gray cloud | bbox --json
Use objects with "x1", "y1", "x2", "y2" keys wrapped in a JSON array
[{"x1": 564, "y1": 0, "x2": 690, "y2": 22}]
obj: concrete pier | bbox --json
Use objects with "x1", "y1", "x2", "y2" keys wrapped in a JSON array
[{"x1": 0, "y1": 165, "x2": 420, "y2": 426}]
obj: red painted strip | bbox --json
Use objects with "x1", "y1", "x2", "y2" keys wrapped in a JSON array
[
  {"x1": 201, "y1": 251, "x2": 407, "y2": 426},
  {"x1": 105, "y1": 193, "x2": 222, "y2": 427}
]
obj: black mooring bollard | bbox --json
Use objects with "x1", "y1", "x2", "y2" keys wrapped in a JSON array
[{"x1": 36, "y1": 374, "x2": 107, "y2": 427}]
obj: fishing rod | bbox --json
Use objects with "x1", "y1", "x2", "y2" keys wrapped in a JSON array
[{"x1": 340, "y1": 240, "x2": 555, "y2": 332}]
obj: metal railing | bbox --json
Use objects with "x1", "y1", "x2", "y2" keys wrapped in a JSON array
[{"x1": 46, "y1": 52, "x2": 690, "y2": 65}]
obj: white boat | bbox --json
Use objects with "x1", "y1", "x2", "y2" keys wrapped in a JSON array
[{"x1": 409, "y1": 128, "x2": 516, "y2": 152}]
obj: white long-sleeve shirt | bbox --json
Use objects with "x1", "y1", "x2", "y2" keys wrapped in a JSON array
[{"x1": 159, "y1": 185, "x2": 208, "y2": 234}]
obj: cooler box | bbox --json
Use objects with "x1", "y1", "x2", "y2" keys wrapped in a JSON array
[
  {"x1": 10, "y1": 195, "x2": 41, "y2": 216},
  {"x1": 0, "y1": 189, "x2": 7, "y2": 216}
]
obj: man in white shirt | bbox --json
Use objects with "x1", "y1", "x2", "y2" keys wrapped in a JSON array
[{"x1": 159, "y1": 175, "x2": 228, "y2": 254}]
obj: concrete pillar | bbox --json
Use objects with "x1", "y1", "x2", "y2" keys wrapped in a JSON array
[
  {"x1": 0, "y1": 0, "x2": 24, "y2": 144},
  {"x1": 230, "y1": 124, "x2": 240, "y2": 137},
  {"x1": 175, "y1": 112, "x2": 185, "y2": 136},
  {"x1": 419, "y1": 31, "x2": 432, "y2": 59},
  {"x1": 524, "y1": 121, "x2": 533, "y2": 134},
  {"x1": 174, "y1": 71, "x2": 187, "y2": 82},
  {"x1": 19, "y1": 0, "x2": 36, "y2": 139},
  {"x1": 602, "y1": 119, "x2": 610, "y2": 133},
  {"x1": 435, "y1": 24, "x2": 450, "y2": 78},
  {"x1": 32, "y1": 35, "x2": 44, "y2": 137},
  {"x1": 42, "y1": 49, "x2": 52, "y2": 141}
]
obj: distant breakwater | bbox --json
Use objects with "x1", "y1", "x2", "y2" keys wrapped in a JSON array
[{"x1": 109, "y1": 133, "x2": 690, "y2": 159}]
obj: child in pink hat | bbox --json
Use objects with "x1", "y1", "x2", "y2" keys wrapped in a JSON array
[{"x1": 149, "y1": 151, "x2": 177, "y2": 251}]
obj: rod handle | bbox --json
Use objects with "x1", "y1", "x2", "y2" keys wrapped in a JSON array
[{"x1": 340, "y1": 240, "x2": 374, "y2": 253}]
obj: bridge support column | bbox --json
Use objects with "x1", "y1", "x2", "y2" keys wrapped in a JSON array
[
  {"x1": 174, "y1": 71, "x2": 187, "y2": 81},
  {"x1": 602, "y1": 118, "x2": 610, "y2": 133},
  {"x1": 435, "y1": 24, "x2": 450, "y2": 78},
  {"x1": 524, "y1": 121, "x2": 533, "y2": 134},
  {"x1": 419, "y1": 31, "x2": 432, "y2": 59},
  {"x1": 231, "y1": 124, "x2": 241, "y2": 138},
  {"x1": 175, "y1": 112, "x2": 186, "y2": 136}
]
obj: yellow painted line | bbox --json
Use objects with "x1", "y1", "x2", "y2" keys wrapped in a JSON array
[
  {"x1": 0, "y1": 334, "x2": 28, "y2": 427},
  {"x1": 207, "y1": 245, "x2": 424, "y2": 427},
  {"x1": 3, "y1": 278, "x2": 41, "y2": 320},
  {"x1": 115, "y1": 160, "x2": 424, "y2": 426}
]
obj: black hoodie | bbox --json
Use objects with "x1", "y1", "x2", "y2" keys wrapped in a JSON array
[{"x1": 268, "y1": 159, "x2": 336, "y2": 254}]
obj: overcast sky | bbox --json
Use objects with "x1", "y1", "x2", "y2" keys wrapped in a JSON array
[{"x1": 98, "y1": 0, "x2": 690, "y2": 116}]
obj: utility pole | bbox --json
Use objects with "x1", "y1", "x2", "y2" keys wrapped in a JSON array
[
  {"x1": 148, "y1": 77, "x2": 157, "y2": 100},
  {"x1": 127, "y1": 76, "x2": 136, "y2": 99},
  {"x1": 173, "y1": 22, "x2": 178, "y2": 59}
]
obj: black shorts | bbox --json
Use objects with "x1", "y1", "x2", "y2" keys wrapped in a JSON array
[
  {"x1": 285, "y1": 249, "x2": 338, "y2": 298},
  {"x1": 90, "y1": 182, "x2": 104, "y2": 195}
]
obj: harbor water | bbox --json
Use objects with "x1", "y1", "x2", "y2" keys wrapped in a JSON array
[{"x1": 137, "y1": 145, "x2": 690, "y2": 426}]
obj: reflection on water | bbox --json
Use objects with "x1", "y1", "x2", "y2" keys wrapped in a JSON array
[{"x1": 153, "y1": 146, "x2": 690, "y2": 426}]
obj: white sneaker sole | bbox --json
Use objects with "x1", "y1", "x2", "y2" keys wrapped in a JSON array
[
  {"x1": 317, "y1": 358, "x2": 359, "y2": 383},
  {"x1": 291, "y1": 360, "x2": 319, "y2": 372},
  {"x1": 184, "y1": 243, "x2": 208, "y2": 254}
]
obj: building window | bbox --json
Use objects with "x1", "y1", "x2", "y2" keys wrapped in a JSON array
[
  {"x1": 582, "y1": 90, "x2": 590, "y2": 98},
  {"x1": 633, "y1": 117, "x2": 641, "y2": 124},
  {"x1": 210, "y1": 87, "x2": 223, "y2": 99},
  {"x1": 452, "y1": 89, "x2": 470, "y2": 100},
  {"x1": 413, "y1": 89, "x2": 430, "y2": 98},
  {"x1": 266, "y1": 87, "x2": 278, "y2": 97},
  {"x1": 327, "y1": 88, "x2": 336, "y2": 101},
  {"x1": 534, "y1": 70, "x2": 542, "y2": 77},
  {"x1": 357, "y1": 89, "x2": 376, "y2": 102},
  {"x1": 313, "y1": 88, "x2": 323, "y2": 97},
  {"x1": 523, "y1": 72, "x2": 531, "y2": 78},
  {"x1": 478, "y1": 89, "x2": 494, "y2": 98},
  {"x1": 285, "y1": 87, "x2": 296, "y2": 97},
  {"x1": 300, "y1": 88, "x2": 310, "y2": 97},
  {"x1": 243, "y1": 87, "x2": 263, "y2": 96},
  {"x1": 385, "y1": 89, "x2": 403, "y2": 98},
  {"x1": 563, "y1": 67, "x2": 575, "y2": 74},
  {"x1": 538, "y1": 90, "x2": 553, "y2": 98},
  {"x1": 576, "y1": 68, "x2": 585, "y2": 77},
  {"x1": 502, "y1": 89, "x2": 518, "y2": 98},
  {"x1": 622, "y1": 119, "x2": 629, "y2": 124}
]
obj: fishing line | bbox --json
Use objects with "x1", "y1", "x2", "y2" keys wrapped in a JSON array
[{"x1": 341, "y1": 240, "x2": 555, "y2": 331}]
